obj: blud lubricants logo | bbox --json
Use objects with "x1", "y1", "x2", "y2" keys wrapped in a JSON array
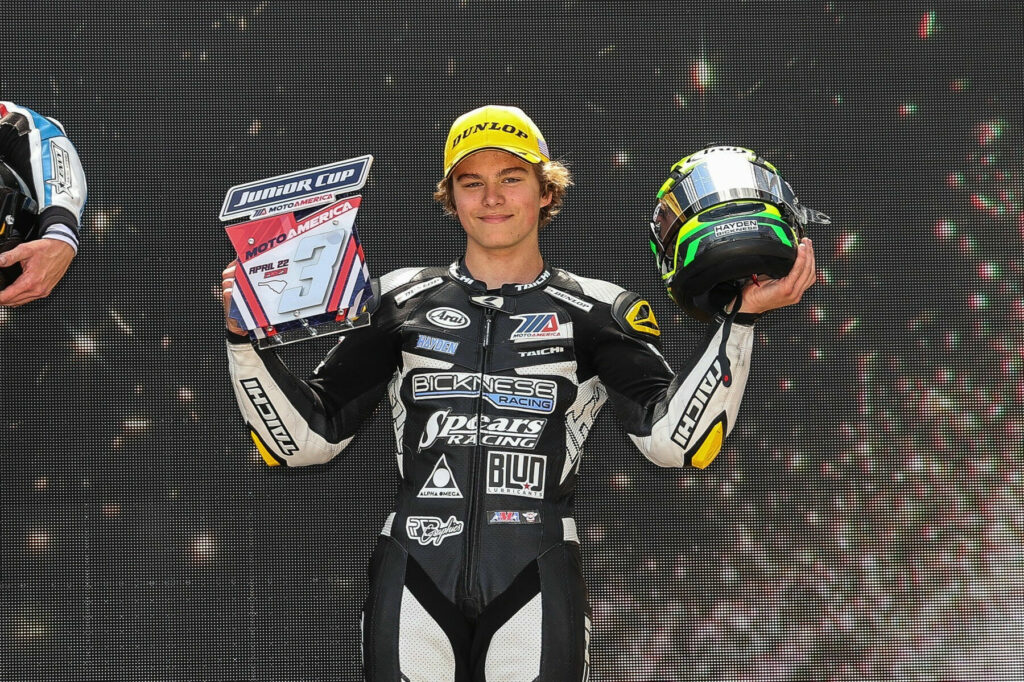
[{"x1": 487, "y1": 451, "x2": 547, "y2": 499}]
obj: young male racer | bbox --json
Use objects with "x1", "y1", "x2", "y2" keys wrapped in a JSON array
[
  {"x1": 222, "y1": 105, "x2": 815, "y2": 681},
  {"x1": 0, "y1": 102, "x2": 87, "y2": 306}
]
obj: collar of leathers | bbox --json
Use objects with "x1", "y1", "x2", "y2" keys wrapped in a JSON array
[{"x1": 448, "y1": 259, "x2": 553, "y2": 296}]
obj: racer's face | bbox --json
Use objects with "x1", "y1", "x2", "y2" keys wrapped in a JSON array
[{"x1": 450, "y1": 150, "x2": 551, "y2": 253}]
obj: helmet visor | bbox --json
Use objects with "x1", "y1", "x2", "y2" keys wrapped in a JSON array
[{"x1": 667, "y1": 153, "x2": 800, "y2": 229}]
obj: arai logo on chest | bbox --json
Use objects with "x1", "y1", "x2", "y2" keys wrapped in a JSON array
[{"x1": 426, "y1": 307, "x2": 471, "y2": 330}]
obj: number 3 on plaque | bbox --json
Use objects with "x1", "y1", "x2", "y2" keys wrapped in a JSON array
[{"x1": 278, "y1": 232, "x2": 344, "y2": 314}]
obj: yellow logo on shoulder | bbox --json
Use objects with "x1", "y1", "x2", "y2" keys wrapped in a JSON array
[{"x1": 625, "y1": 300, "x2": 660, "y2": 336}]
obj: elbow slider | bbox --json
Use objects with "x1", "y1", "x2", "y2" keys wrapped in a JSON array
[
  {"x1": 688, "y1": 419, "x2": 724, "y2": 469},
  {"x1": 249, "y1": 428, "x2": 284, "y2": 466}
]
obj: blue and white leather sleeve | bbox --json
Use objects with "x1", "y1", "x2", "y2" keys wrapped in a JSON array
[{"x1": 0, "y1": 102, "x2": 87, "y2": 251}]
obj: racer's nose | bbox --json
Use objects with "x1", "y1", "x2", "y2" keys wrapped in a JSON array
[{"x1": 481, "y1": 181, "x2": 505, "y2": 207}]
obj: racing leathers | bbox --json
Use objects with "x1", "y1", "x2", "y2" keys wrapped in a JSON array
[
  {"x1": 0, "y1": 102, "x2": 87, "y2": 252},
  {"x1": 226, "y1": 260, "x2": 755, "y2": 681}
]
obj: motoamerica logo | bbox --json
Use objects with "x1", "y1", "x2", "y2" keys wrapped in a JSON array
[
  {"x1": 220, "y1": 155, "x2": 371, "y2": 220},
  {"x1": 509, "y1": 313, "x2": 565, "y2": 341},
  {"x1": 243, "y1": 200, "x2": 355, "y2": 260},
  {"x1": 418, "y1": 409, "x2": 546, "y2": 450}
]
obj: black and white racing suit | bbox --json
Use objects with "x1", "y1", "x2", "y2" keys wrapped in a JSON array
[{"x1": 226, "y1": 260, "x2": 756, "y2": 681}]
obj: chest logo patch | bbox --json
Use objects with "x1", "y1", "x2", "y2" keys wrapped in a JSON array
[
  {"x1": 406, "y1": 515, "x2": 464, "y2": 546},
  {"x1": 411, "y1": 373, "x2": 557, "y2": 414},
  {"x1": 487, "y1": 451, "x2": 546, "y2": 499},
  {"x1": 426, "y1": 307, "x2": 470, "y2": 330},
  {"x1": 418, "y1": 409, "x2": 546, "y2": 450},
  {"x1": 509, "y1": 313, "x2": 567, "y2": 342},
  {"x1": 417, "y1": 454, "x2": 463, "y2": 498},
  {"x1": 415, "y1": 334, "x2": 459, "y2": 355},
  {"x1": 487, "y1": 510, "x2": 542, "y2": 524},
  {"x1": 470, "y1": 295, "x2": 505, "y2": 310}
]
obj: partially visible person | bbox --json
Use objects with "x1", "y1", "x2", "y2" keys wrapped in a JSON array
[{"x1": 0, "y1": 101, "x2": 87, "y2": 307}]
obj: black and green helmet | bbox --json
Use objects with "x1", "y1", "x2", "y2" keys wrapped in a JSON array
[{"x1": 649, "y1": 146, "x2": 830, "y2": 320}]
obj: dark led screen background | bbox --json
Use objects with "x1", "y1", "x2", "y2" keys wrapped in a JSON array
[{"x1": 3, "y1": 1, "x2": 1022, "y2": 679}]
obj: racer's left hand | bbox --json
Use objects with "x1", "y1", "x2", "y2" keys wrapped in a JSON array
[
  {"x1": 737, "y1": 238, "x2": 816, "y2": 315},
  {"x1": 0, "y1": 239, "x2": 76, "y2": 307}
]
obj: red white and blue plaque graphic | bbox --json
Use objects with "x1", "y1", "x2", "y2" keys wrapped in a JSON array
[{"x1": 225, "y1": 196, "x2": 372, "y2": 346}]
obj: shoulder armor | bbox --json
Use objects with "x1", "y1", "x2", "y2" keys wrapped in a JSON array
[
  {"x1": 365, "y1": 277, "x2": 383, "y2": 314},
  {"x1": 379, "y1": 267, "x2": 429, "y2": 295},
  {"x1": 611, "y1": 290, "x2": 662, "y2": 338},
  {"x1": 380, "y1": 266, "x2": 447, "y2": 306},
  {"x1": 555, "y1": 269, "x2": 626, "y2": 305}
]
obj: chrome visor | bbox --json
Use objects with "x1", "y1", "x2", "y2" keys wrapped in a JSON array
[
  {"x1": 665, "y1": 152, "x2": 830, "y2": 235},
  {"x1": 676, "y1": 154, "x2": 794, "y2": 217}
]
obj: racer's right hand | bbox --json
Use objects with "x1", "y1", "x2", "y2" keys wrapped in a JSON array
[
  {"x1": 0, "y1": 238, "x2": 76, "y2": 307},
  {"x1": 737, "y1": 238, "x2": 816, "y2": 315},
  {"x1": 221, "y1": 261, "x2": 248, "y2": 337}
]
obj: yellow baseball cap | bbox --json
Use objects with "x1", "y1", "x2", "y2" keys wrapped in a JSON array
[{"x1": 443, "y1": 105, "x2": 550, "y2": 178}]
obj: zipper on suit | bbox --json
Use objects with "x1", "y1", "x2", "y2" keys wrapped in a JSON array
[{"x1": 461, "y1": 306, "x2": 495, "y2": 610}]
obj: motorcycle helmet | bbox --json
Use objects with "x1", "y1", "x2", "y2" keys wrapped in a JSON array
[{"x1": 650, "y1": 146, "x2": 830, "y2": 320}]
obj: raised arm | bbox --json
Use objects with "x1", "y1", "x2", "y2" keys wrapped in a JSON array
[{"x1": 222, "y1": 265, "x2": 400, "y2": 466}]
